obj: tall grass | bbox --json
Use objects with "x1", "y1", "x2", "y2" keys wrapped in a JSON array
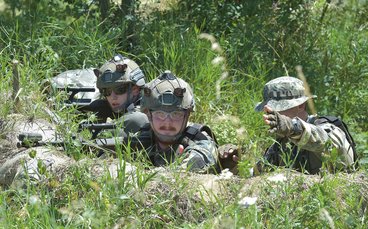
[{"x1": 0, "y1": 0, "x2": 367, "y2": 228}]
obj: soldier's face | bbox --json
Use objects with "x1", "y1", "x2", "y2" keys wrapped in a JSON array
[
  {"x1": 106, "y1": 91, "x2": 129, "y2": 112},
  {"x1": 279, "y1": 103, "x2": 306, "y2": 119},
  {"x1": 105, "y1": 85, "x2": 140, "y2": 112},
  {"x1": 150, "y1": 110, "x2": 187, "y2": 137},
  {"x1": 279, "y1": 106, "x2": 298, "y2": 118}
]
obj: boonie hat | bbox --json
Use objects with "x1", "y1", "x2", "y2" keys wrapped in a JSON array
[{"x1": 255, "y1": 76, "x2": 316, "y2": 112}]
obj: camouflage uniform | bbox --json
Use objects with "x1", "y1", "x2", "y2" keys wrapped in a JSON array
[
  {"x1": 49, "y1": 54, "x2": 149, "y2": 145},
  {"x1": 141, "y1": 71, "x2": 218, "y2": 173},
  {"x1": 50, "y1": 68, "x2": 101, "y2": 105},
  {"x1": 144, "y1": 124, "x2": 218, "y2": 172},
  {"x1": 255, "y1": 76, "x2": 355, "y2": 174}
]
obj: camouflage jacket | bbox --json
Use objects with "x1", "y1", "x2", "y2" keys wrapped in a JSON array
[
  {"x1": 146, "y1": 124, "x2": 218, "y2": 173},
  {"x1": 264, "y1": 115, "x2": 355, "y2": 174}
]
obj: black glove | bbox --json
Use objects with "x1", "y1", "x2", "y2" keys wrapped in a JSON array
[{"x1": 218, "y1": 144, "x2": 240, "y2": 174}]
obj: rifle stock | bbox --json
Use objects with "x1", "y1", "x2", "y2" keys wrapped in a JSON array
[
  {"x1": 56, "y1": 86, "x2": 97, "y2": 107},
  {"x1": 80, "y1": 122, "x2": 153, "y2": 151},
  {"x1": 18, "y1": 131, "x2": 152, "y2": 154}
]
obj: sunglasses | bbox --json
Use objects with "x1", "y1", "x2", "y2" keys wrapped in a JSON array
[
  {"x1": 101, "y1": 85, "x2": 130, "y2": 97},
  {"x1": 151, "y1": 110, "x2": 186, "y2": 121}
]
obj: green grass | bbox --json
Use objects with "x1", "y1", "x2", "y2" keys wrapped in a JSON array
[{"x1": 1, "y1": 0, "x2": 368, "y2": 228}]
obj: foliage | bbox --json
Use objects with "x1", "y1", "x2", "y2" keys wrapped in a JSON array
[
  {"x1": 0, "y1": 0, "x2": 367, "y2": 227},
  {"x1": 206, "y1": 171, "x2": 368, "y2": 228},
  {"x1": 175, "y1": 0, "x2": 368, "y2": 130}
]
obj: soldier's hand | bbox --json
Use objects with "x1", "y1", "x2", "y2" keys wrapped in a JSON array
[
  {"x1": 218, "y1": 144, "x2": 240, "y2": 174},
  {"x1": 263, "y1": 105, "x2": 295, "y2": 138}
]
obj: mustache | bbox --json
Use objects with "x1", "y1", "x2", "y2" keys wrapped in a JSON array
[{"x1": 159, "y1": 126, "x2": 177, "y2": 131}]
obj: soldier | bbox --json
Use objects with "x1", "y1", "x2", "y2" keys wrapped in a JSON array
[
  {"x1": 50, "y1": 54, "x2": 146, "y2": 124},
  {"x1": 81, "y1": 54, "x2": 149, "y2": 134},
  {"x1": 255, "y1": 76, "x2": 356, "y2": 174},
  {"x1": 140, "y1": 71, "x2": 219, "y2": 172},
  {"x1": 1, "y1": 55, "x2": 151, "y2": 188}
]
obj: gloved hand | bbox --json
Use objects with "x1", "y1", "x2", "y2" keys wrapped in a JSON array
[
  {"x1": 218, "y1": 144, "x2": 240, "y2": 174},
  {"x1": 263, "y1": 105, "x2": 302, "y2": 138}
]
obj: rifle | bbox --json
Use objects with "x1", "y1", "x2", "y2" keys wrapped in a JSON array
[
  {"x1": 45, "y1": 68, "x2": 152, "y2": 155},
  {"x1": 19, "y1": 108, "x2": 152, "y2": 154},
  {"x1": 54, "y1": 86, "x2": 113, "y2": 122},
  {"x1": 79, "y1": 122, "x2": 117, "y2": 139},
  {"x1": 80, "y1": 122, "x2": 153, "y2": 151},
  {"x1": 17, "y1": 129, "x2": 152, "y2": 155},
  {"x1": 56, "y1": 86, "x2": 97, "y2": 108},
  {"x1": 51, "y1": 86, "x2": 97, "y2": 108}
]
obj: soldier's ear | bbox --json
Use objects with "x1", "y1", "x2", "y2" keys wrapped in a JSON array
[{"x1": 93, "y1": 68, "x2": 100, "y2": 77}]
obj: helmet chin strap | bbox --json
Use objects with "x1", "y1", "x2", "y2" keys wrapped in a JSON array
[{"x1": 151, "y1": 111, "x2": 189, "y2": 145}]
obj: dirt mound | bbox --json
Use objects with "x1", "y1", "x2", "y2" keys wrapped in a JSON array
[
  {"x1": 139, "y1": 168, "x2": 368, "y2": 225},
  {"x1": 0, "y1": 114, "x2": 70, "y2": 187}
]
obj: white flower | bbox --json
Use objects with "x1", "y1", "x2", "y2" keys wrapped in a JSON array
[
  {"x1": 238, "y1": 196, "x2": 257, "y2": 208},
  {"x1": 119, "y1": 195, "x2": 130, "y2": 200}
]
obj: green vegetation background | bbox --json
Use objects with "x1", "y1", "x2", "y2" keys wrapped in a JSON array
[{"x1": 0, "y1": 0, "x2": 367, "y2": 228}]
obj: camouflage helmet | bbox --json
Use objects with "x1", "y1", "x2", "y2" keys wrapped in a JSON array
[
  {"x1": 95, "y1": 54, "x2": 145, "y2": 90},
  {"x1": 255, "y1": 76, "x2": 317, "y2": 112},
  {"x1": 141, "y1": 71, "x2": 195, "y2": 112}
]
